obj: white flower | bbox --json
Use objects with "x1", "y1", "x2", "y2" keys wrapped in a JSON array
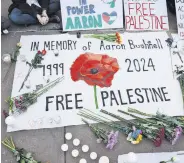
[{"x1": 17, "y1": 42, "x2": 22, "y2": 48}]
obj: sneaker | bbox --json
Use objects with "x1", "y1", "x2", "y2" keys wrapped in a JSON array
[{"x1": 49, "y1": 15, "x2": 60, "y2": 23}]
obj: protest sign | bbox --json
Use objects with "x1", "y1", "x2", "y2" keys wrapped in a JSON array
[
  {"x1": 175, "y1": 0, "x2": 184, "y2": 39},
  {"x1": 60, "y1": 0, "x2": 124, "y2": 31},
  {"x1": 8, "y1": 32, "x2": 184, "y2": 132},
  {"x1": 124, "y1": 0, "x2": 169, "y2": 31}
]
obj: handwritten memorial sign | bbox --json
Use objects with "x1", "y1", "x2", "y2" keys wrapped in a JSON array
[
  {"x1": 60, "y1": 0, "x2": 124, "y2": 31},
  {"x1": 124, "y1": 0, "x2": 169, "y2": 30},
  {"x1": 175, "y1": 0, "x2": 184, "y2": 39},
  {"x1": 8, "y1": 32, "x2": 184, "y2": 132}
]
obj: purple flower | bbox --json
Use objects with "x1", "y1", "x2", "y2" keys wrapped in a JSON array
[
  {"x1": 106, "y1": 131, "x2": 119, "y2": 150},
  {"x1": 171, "y1": 126, "x2": 183, "y2": 145}
]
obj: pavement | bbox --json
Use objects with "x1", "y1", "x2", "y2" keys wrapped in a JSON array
[{"x1": 1, "y1": 0, "x2": 184, "y2": 163}]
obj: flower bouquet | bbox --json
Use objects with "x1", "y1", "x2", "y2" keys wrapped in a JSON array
[
  {"x1": 100, "y1": 110, "x2": 163, "y2": 147},
  {"x1": 78, "y1": 109, "x2": 141, "y2": 145},
  {"x1": 2, "y1": 137, "x2": 42, "y2": 163},
  {"x1": 84, "y1": 32, "x2": 122, "y2": 44},
  {"x1": 126, "y1": 108, "x2": 183, "y2": 145},
  {"x1": 82, "y1": 118, "x2": 119, "y2": 150},
  {"x1": 7, "y1": 76, "x2": 64, "y2": 115}
]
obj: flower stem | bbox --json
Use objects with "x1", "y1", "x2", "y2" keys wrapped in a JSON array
[{"x1": 94, "y1": 85, "x2": 99, "y2": 109}]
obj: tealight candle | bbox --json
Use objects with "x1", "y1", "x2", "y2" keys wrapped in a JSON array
[
  {"x1": 82, "y1": 145, "x2": 89, "y2": 153},
  {"x1": 2, "y1": 54, "x2": 11, "y2": 63},
  {"x1": 90, "y1": 152, "x2": 97, "y2": 160},
  {"x1": 79, "y1": 158, "x2": 87, "y2": 163},
  {"x1": 65, "y1": 133, "x2": 72, "y2": 140},
  {"x1": 99, "y1": 156, "x2": 109, "y2": 163},
  {"x1": 5, "y1": 116, "x2": 15, "y2": 126},
  {"x1": 61, "y1": 144, "x2": 68, "y2": 152},
  {"x1": 73, "y1": 139, "x2": 80, "y2": 146},
  {"x1": 72, "y1": 149, "x2": 79, "y2": 158}
]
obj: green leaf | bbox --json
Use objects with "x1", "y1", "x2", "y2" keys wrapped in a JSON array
[{"x1": 20, "y1": 159, "x2": 26, "y2": 163}]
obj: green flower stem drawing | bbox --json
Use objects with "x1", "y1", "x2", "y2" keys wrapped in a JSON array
[{"x1": 94, "y1": 85, "x2": 99, "y2": 109}]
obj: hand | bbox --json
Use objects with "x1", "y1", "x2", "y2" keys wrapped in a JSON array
[
  {"x1": 37, "y1": 14, "x2": 48, "y2": 26},
  {"x1": 42, "y1": 10, "x2": 49, "y2": 22}
]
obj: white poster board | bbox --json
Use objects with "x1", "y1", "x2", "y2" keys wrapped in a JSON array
[
  {"x1": 175, "y1": 0, "x2": 184, "y2": 39},
  {"x1": 170, "y1": 34, "x2": 184, "y2": 77},
  {"x1": 60, "y1": 0, "x2": 124, "y2": 31},
  {"x1": 124, "y1": 0, "x2": 169, "y2": 31},
  {"x1": 118, "y1": 151, "x2": 184, "y2": 163},
  {"x1": 8, "y1": 32, "x2": 184, "y2": 132}
]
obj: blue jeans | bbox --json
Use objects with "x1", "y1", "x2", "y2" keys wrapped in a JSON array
[{"x1": 9, "y1": 0, "x2": 60, "y2": 25}]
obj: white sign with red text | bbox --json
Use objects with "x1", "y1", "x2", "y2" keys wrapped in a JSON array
[
  {"x1": 175, "y1": 0, "x2": 184, "y2": 39},
  {"x1": 124, "y1": 0, "x2": 169, "y2": 31}
]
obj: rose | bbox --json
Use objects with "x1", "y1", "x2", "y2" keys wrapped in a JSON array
[{"x1": 70, "y1": 53, "x2": 119, "y2": 109}]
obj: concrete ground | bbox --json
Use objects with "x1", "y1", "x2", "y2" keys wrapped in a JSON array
[{"x1": 1, "y1": 0, "x2": 184, "y2": 163}]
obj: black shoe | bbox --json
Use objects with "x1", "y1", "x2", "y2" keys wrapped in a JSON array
[{"x1": 49, "y1": 15, "x2": 60, "y2": 23}]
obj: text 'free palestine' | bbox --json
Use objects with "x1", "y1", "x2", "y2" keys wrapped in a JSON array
[{"x1": 45, "y1": 87, "x2": 170, "y2": 111}]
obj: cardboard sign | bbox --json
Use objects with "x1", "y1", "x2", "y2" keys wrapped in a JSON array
[
  {"x1": 118, "y1": 151, "x2": 184, "y2": 163},
  {"x1": 124, "y1": 0, "x2": 169, "y2": 30},
  {"x1": 60, "y1": 0, "x2": 124, "y2": 31},
  {"x1": 175, "y1": 0, "x2": 184, "y2": 39},
  {"x1": 8, "y1": 32, "x2": 184, "y2": 132}
]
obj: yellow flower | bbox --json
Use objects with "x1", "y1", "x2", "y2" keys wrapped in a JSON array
[
  {"x1": 131, "y1": 134, "x2": 143, "y2": 145},
  {"x1": 17, "y1": 42, "x2": 22, "y2": 48}
]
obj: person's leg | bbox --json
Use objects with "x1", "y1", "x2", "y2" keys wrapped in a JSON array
[
  {"x1": 9, "y1": 8, "x2": 37, "y2": 25},
  {"x1": 47, "y1": 0, "x2": 61, "y2": 16}
]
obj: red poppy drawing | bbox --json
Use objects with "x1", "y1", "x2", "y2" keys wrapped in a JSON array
[{"x1": 70, "y1": 53, "x2": 119, "y2": 109}]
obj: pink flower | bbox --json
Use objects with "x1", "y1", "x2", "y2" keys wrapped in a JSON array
[{"x1": 171, "y1": 126, "x2": 183, "y2": 145}]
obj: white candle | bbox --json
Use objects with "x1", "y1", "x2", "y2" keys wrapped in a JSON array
[
  {"x1": 99, "y1": 156, "x2": 109, "y2": 163},
  {"x1": 73, "y1": 139, "x2": 80, "y2": 146},
  {"x1": 82, "y1": 145, "x2": 89, "y2": 153},
  {"x1": 61, "y1": 144, "x2": 68, "y2": 152},
  {"x1": 72, "y1": 149, "x2": 79, "y2": 158},
  {"x1": 2, "y1": 54, "x2": 11, "y2": 63},
  {"x1": 90, "y1": 152, "x2": 97, "y2": 160},
  {"x1": 65, "y1": 133, "x2": 72, "y2": 140},
  {"x1": 79, "y1": 158, "x2": 87, "y2": 163}
]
